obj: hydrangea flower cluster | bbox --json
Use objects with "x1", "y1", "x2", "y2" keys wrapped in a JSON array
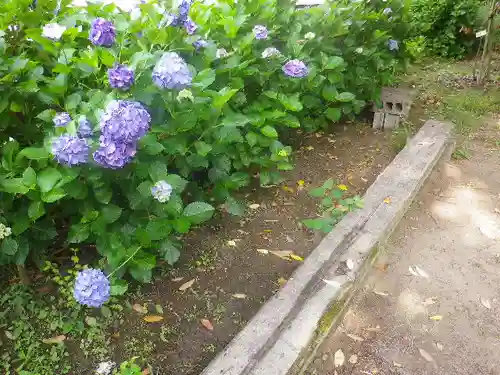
[
  {"x1": 52, "y1": 135, "x2": 90, "y2": 166},
  {"x1": 53, "y1": 112, "x2": 71, "y2": 127},
  {"x1": 93, "y1": 100, "x2": 151, "y2": 169},
  {"x1": 304, "y1": 32, "x2": 316, "y2": 40},
  {"x1": 216, "y1": 48, "x2": 229, "y2": 59},
  {"x1": 151, "y1": 180, "x2": 173, "y2": 203},
  {"x1": 152, "y1": 52, "x2": 192, "y2": 90},
  {"x1": 108, "y1": 64, "x2": 135, "y2": 90},
  {"x1": 282, "y1": 59, "x2": 309, "y2": 78},
  {"x1": 0, "y1": 223, "x2": 12, "y2": 240},
  {"x1": 184, "y1": 18, "x2": 198, "y2": 35},
  {"x1": 388, "y1": 39, "x2": 399, "y2": 51},
  {"x1": 77, "y1": 117, "x2": 93, "y2": 138},
  {"x1": 41, "y1": 23, "x2": 66, "y2": 40},
  {"x1": 73, "y1": 268, "x2": 110, "y2": 308},
  {"x1": 193, "y1": 39, "x2": 208, "y2": 50},
  {"x1": 262, "y1": 47, "x2": 280, "y2": 59},
  {"x1": 89, "y1": 18, "x2": 116, "y2": 47},
  {"x1": 383, "y1": 8, "x2": 392, "y2": 15},
  {"x1": 253, "y1": 25, "x2": 268, "y2": 40}
]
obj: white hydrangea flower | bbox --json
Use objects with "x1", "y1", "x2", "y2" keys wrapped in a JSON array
[
  {"x1": 177, "y1": 89, "x2": 194, "y2": 102},
  {"x1": 304, "y1": 32, "x2": 316, "y2": 40},
  {"x1": 216, "y1": 48, "x2": 229, "y2": 59},
  {"x1": 41, "y1": 23, "x2": 67, "y2": 41},
  {"x1": 0, "y1": 224, "x2": 12, "y2": 240},
  {"x1": 355, "y1": 47, "x2": 364, "y2": 54},
  {"x1": 95, "y1": 361, "x2": 116, "y2": 375},
  {"x1": 261, "y1": 47, "x2": 281, "y2": 59}
]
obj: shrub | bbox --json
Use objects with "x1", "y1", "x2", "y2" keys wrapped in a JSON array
[
  {"x1": 410, "y1": 0, "x2": 481, "y2": 58},
  {"x1": 0, "y1": 0, "x2": 408, "y2": 285}
]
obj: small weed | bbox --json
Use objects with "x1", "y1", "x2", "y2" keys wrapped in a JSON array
[
  {"x1": 192, "y1": 249, "x2": 218, "y2": 271},
  {"x1": 452, "y1": 146, "x2": 471, "y2": 160},
  {"x1": 391, "y1": 122, "x2": 415, "y2": 152},
  {"x1": 124, "y1": 337, "x2": 155, "y2": 361},
  {"x1": 159, "y1": 324, "x2": 175, "y2": 343},
  {"x1": 203, "y1": 343, "x2": 217, "y2": 353},
  {"x1": 303, "y1": 179, "x2": 363, "y2": 233}
]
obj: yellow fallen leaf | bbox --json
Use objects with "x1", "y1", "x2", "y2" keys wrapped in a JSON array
[
  {"x1": 277, "y1": 277, "x2": 287, "y2": 286},
  {"x1": 232, "y1": 293, "x2": 247, "y2": 299},
  {"x1": 42, "y1": 335, "x2": 66, "y2": 344},
  {"x1": 269, "y1": 250, "x2": 293, "y2": 260},
  {"x1": 227, "y1": 240, "x2": 237, "y2": 247},
  {"x1": 282, "y1": 186, "x2": 295, "y2": 193},
  {"x1": 338, "y1": 184, "x2": 348, "y2": 191},
  {"x1": 178, "y1": 278, "x2": 195, "y2": 291},
  {"x1": 383, "y1": 197, "x2": 392, "y2": 204},
  {"x1": 290, "y1": 254, "x2": 304, "y2": 261},
  {"x1": 305, "y1": 146, "x2": 314, "y2": 151},
  {"x1": 248, "y1": 203, "x2": 260, "y2": 210},
  {"x1": 257, "y1": 248, "x2": 269, "y2": 255},
  {"x1": 429, "y1": 315, "x2": 443, "y2": 321},
  {"x1": 297, "y1": 180, "x2": 305, "y2": 186},
  {"x1": 132, "y1": 303, "x2": 147, "y2": 314},
  {"x1": 143, "y1": 315, "x2": 163, "y2": 323},
  {"x1": 263, "y1": 229, "x2": 272, "y2": 233},
  {"x1": 200, "y1": 318, "x2": 214, "y2": 331}
]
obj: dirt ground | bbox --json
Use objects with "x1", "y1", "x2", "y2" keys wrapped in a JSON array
[
  {"x1": 102, "y1": 122, "x2": 395, "y2": 375},
  {"x1": 305, "y1": 118, "x2": 500, "y2": 375}
]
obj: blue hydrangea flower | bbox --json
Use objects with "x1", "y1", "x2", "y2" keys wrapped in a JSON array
[
  {"x1": 152, "y1": 52, "x2": 192, "y2": 90},
  {"x1": 151, "y1": 180, "x2": 173, "y2": 203},
  {"x1": 73, "y1": 269, "x2": 110, "y2": 308},
  {"x1": 388, "y1": 39, "x2": 399, "y2": 51},
  {"x1": 282, "y1": 60, "x2": 309, "y2": 78},
  {"x1": 184, "y1": 18, "x2": 197, "y2": 35},
  {"x1": 108, "y1": 64, "x2": 135, "y2": 90},
  {"x1": 77, "y1": 117, "x2": 93, "y2": 138},
  {"x1": 53, "y1": 112, "x2": 71, "y2": 127},
  {"x1": 193, "y1": 39, "x2": 209, "y2": 50},
  {"x1": 100, "y1": 100, "x2": 151, "y2": 144},
  {"x1": 253, "y1": 25, "x2": 268, "y2": 40},
  {"x1": 52, "y1": 135, "x2": 89, "y2": 166},
  {"x1": 89, "y1": 18, "x2": 116, "y2": 47},
  {"x1": 93, "y1": 136, "x2": 137, "y2": 169},
  {"x1": 159, "y1": 12, "x2": 178, "y2": 28},
  {"x1": 177, "y1": 0, "x2": 192, "y2": 24},
  {"x1": 383, "y1": 8, "x2": 392, "y2": 15},
  {"x1": 261, "y1": 47, "x2": 280, "y2": 59}
]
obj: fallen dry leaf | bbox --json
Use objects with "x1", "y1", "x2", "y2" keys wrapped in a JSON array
[
  {"x1": 346, "y1": 259, "x2": 354, "y2": 270},
  {"x1": 409, "y1": 265, "x2": 429, "y2": 278},
  {"x1": 383, "y1": 197, "x2": 392, "y2": 204},
  {"x1": 248, "y1": 203, "x2": 260, "y2": 210},
  {"x1": 200, "y1": 319, "x2": 214, "y2": 331},
  {"x1": 423, "y1": 297, "x2": 438, "y2": 306},
  {"x1": 282, "y1": 186, "x2": 295, "y2": 193},
  {"x1": 429, "y1": 315, "x2": 443, "y2": 321},
  {"x1": 227, "y1": 240, "x2": 237, "y2": 247},
  {"x1": 373, "y1": 290, "x2": 389, "y2": 297},
  {"x1": 393, "y1": 362, "x2": 403, "y2": 368},
  {"x1": 435, "y1": 342, "x2": 444, "y2": 351},
  {"x1": 481, "y1": 297, "x2": 492, "y2": 309},
  {"x1": 297, "y1": 180, "x2": 305, "y2": 186},
  {"x1": 132, "y1": 303, "x2": 147, "y2": 314},
  {"x1": 42, "y1": 335, "x2": 66, "y2": 344},
  {"x1": 346, "y1": 333, "x2": 365, "y2": 342},
  {"x1": 348, "y1": 354, "x2": 358, "y2": 364},
  {"x1": 323, "y1": 279, "x2": 342, "y2": 288},
  {"x1": 257, "y1": 248, "x2": 269, "y2": 255},
  {"x1": 338, "y1": 184, "x2": 348, "y2": 191},
  {"x1": 365, "y1": 326, "x2": 381, "y2": 332},
  {"x1": 290, "y1": 254, "x2": 304, "y2": 261},
  {"x1": 418, "y1": 348, "x2": 435, "y2": 363},
  {"x1": 374, "y1": 263, "x2": 389, "y2": 272},
  {"x1": 232, "y1": 293, "x2": 247, "y2": 299},
  {"x1": 142, "y1": 369, "x2": 151, "y2": 375},
  {"x1": 305, "y1": 146, "x2": 314, "y2": 151},
  {"x1": 334, "y1": 349, "x2": 345, "y2": 367},
  {"x1": 178, "y1": 278, "x2": 195, "y2": 291},
  {"x1": 171, "y1": 277, "x2": 184, "y2": 282},
  {"x1": 143, "y1": 315, "x2": 163, "y2": 323},
  {"x1": 269, "y1": 250, "x2": 293, "y2": 260},
  {"x1": 277, "y1": 277, "x2": 287, "y2": 286}
]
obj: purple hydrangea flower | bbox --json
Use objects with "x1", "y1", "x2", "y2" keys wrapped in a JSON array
[
  {"x1": 108, "y1": 64, "x2": 135, "y2": 90},
  {"x1": 159, "y1": 12, "x2": 178, "y2": 28},
  {"x1": 53, "y1": 112, "x2": 71, "y2": 127},
  {"x1": 52, "y1": 135, "x2": 90, "y2": 166},
  {"x1": 93, "y1": 136, "x2": 137, "y2": 169},
  {"x1": 152, "y1": 52, "x2": 192, "y2": 90},
  {"x1": 388, "y1": 39, "x2": 399, "y2": 51},
  {"x1": 383, "y1": 8, "x2": 392, "y2": 15},
  {"x1": 151, "y1": 180, "x2": 173, "y2": 203},
  {"x1": 177, "y1": 0, "x2": 192, "y2": 24},
  {"x1": 184, "y1": 18, "x2": 197, "y2": 35},
  {"x1": 89, "y1": 18, "x2": 116, "y2": 47},
  {"x1": 282, "y1": 60, "x2": 309, "y2": 78},
  {"x1": 100, "y1": 100, "x2": 151, "y2": 143},
  {"x1": 193, "y1": 39, "x2": 209, "y2": 50},
  {"x1": 77, "y1": 117, "x2": 93, "y2": 138},
  {"x1": 253, "y1": 25, "x2": 268, "y2": 40},
  {"x1": 73, "y1": 269, "x2": 110, "y2": 308}
]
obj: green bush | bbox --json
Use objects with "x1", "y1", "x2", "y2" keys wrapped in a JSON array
[
  {"x1": 0, "y1": 0, "x2": 409, "y2": 285},
  {"x1": 410, "y1": 0, "x2": 481, "y2": 58}
]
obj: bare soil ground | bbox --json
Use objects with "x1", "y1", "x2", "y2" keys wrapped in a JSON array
[{"x1": 105, "y1": 122, "x2": 396, "y2": 375}]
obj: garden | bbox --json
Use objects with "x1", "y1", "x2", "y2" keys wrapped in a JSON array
[{"x1": 0, "y1": 0, "x2": 496, "y2": 374}]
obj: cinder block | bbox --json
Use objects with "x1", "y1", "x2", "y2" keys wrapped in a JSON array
[
  {"x1": 373, "y1": 112, "x2": 385, "y2": 129},
  {"x1": 372, "y1": 87, "x2": 414, "y2": 130},
  {"x1": 383, "y1": 113, "x2": 401, "y2": 129}
]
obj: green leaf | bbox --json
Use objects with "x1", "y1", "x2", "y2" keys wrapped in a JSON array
[
  {"x1": 278, "y1": 93, "x2": 303, "y2": 112},
  {"x1": 140, "y1": 134, "x2": 165, "y2": 155},
  {"x1": 41, "y1": 188, "x2": 67, "y2": 203},
  {"x1": 1, "y1": 238, "x2": 18, "y2": 256},
  {"x1": 193, "y1": 68, "x2": 216, "y2": 89},
  {"x1": 146, "y1": 219, "x2": 171, "y2": 240},
  {"x1": 213, "y1": 87, "x2": 239, "y2": 108},
  {"x1": 17, "y1": 147, "x2": 50, "y2": 161},
  {"x1": 67, "y1": 223, "x2": 90, "y2": 243},
  {"x1": 183, "y1": 202, "x2": 215, "y2": 224},
  {"x1": 1, "y1": 178, "x2": 29, "y2": 194},
  {"x1": 220, "y1": 113, "x2": 251, "y2": 127},
  {"x1": 160, "y1": 239, "x2": 181, "y2": 265},
  {"x1": 224, "y1": 196, "x2": 245, "y2": 216},
  {"x1": 148, "y1": 161, "x2": 168, "y2": 182},
  {"x1": 165, "y1": 175, "x2": 188, "y2": 193},
  {"x1": 336, "y1": 92, "x2": 356, "y2": 102},
  {"x1": 325, "y1": 107, "x2": 342, "y2": 122},
  {"x1": 38, "y1": 168, "x2": 62, "y2": 193},
  {"x1": 325, "y1": 56, "x2": 345, "y2": 70},
  {"x1": 28, "y1": 201, "x2": 45, "y2": 221},
  {"x1": 309, "y1": 187, "x2": 326, "y2": 197},
  {"x1": 322, "y1": 85, "x2": 338, "y2": 101},
  {"x1": 36, "y1": 109, "x2": 56, "y2": 122},
  {"x1": 245, "y1": 132, "x2": 258, "y2": 147},
  {"x1": 94, "y1": 185, "x2": 112, "y2": 204},
  {"x1": 323, "y1": 178, "x2": 334, "y2": 189},
  {"x1": 102, "y1": 205, "x2": 122, "y2": 224},
  {"x1": 194, "y1": 141, "x2": 212, "y2": 156},
  {"x1": 173, "y1": 217, "x2": 191, "y2": 233},
  {"x1": 65, "y1": 93, "x2": 82, "y2": 111},
  {"x1": 22, "y1": 167, "x2": 37, "y2": 187},
  {"x1": 110, "y1": 279, "x2": 128, "y2": 296},
  {"x1": 261, "y1": 125, "x2": 278, "y2": 138},
  {"x1": 129, "y1": 252, "x2": 155, "y2": 282}
]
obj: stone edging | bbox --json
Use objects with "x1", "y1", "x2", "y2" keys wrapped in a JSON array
[{"x1": 201, "y1": 120, "x2": 454, "y2": 375}]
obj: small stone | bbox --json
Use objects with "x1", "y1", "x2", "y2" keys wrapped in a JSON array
[{"x1": 322, "y1": 353, "x2": 328, "y2": 361}]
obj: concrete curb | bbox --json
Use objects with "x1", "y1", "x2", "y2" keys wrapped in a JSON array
[{"x1": 202, "y1": 120, "x2": 454, "y2": 375}]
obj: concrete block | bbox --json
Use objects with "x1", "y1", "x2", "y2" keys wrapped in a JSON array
[
  {"x1": 383, "y1": 113, "x2": 401, "y2": 129},
  {"x1": 373, "y1": 112, "x2": 385, "y2": 129}
]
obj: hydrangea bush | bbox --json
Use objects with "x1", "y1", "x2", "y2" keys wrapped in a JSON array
[{"x1": 0, "y1": 0, "x2": 409, "y2": 284}]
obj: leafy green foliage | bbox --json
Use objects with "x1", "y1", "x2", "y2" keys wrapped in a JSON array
[
  {"x1": 304, "y1": 179, "x2": 363, "y2": 233},
  {"x1": 0, "y1": 0, "x2": 408, "y2": 282},
  {"x1": 410, "y1": 0, "x2": 481, "y2": 58}
]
